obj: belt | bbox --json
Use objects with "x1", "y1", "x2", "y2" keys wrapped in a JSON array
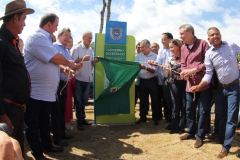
[
  {"x1": 221, "y1": 79, "x2": 239, "y2": 88},
  {"x1": 140, "y1": 76, "x2": 157, "y2": 80},
  {"x1": 3, "y1": 98, "x2": 24, "y2": 108}
]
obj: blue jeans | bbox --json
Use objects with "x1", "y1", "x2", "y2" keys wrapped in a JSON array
[
  {"x1": 216, "y1": 82, "x2": 239, "y2": 151},
  {"x1": 75, "y1": 80, "x2": 90, "y2": 125},
  {"x1": 186, "y1": 86, "x2": 212, "y2": 140}
]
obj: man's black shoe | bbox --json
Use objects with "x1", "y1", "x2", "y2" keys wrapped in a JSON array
[
  {"x1": 154, "y1": 121, "x2": 159, "y2": 126},
  {"x1": 178, "y1": 129, "x2": 185, "y2": 134},
  {"x1": 77, "y1": 124, "x2": 85, "y2": 130},
  {"x1": 165, "y1": 124, "x2": 171, "y2": 130},
  {"x1": 62, "y1": 134, "x2": 73, "y2": 139},
  {"x1": 135, "y1": 119, "x2": 141, "y2": 124},
  {"x1": 207, "y1": 132, "x2": 218, "y2": 140},
  {"x1": 82, "y1": 120, "x2": 92, "y2": 125},
  {"x1": 135, "y1": 119, "x2": 146, "y2": 124},
  {"x1": 54, "y1": 141, "x2": 69, "y2": 147},
  {"x1": 44, "y1": 146, "x2": 64, "y2": 153},
  {"x1": 170, "y1": 130, "x2": 178, "y2": 134},
  {"x1": 164, "y1": 118, "x2": 171, "y2": 123}
]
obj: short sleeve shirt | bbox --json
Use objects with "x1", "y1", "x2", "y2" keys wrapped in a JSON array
[
  {"x1": 71, "y1": 43, "x2": 93, "y2": 82},
  {"x1": 24, "y1": 28, "x2": 59, "y2": 102},
  {"x1": 134, "y1": 51, "x2": 158, "y2": 79},
  {"x1": 53, "y1": 41, "x2": 72, "y2": 81}
]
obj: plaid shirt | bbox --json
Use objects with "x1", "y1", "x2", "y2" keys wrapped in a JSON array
[{"x1": 181, "y1": 37, "x2": 210, "y2": 92}]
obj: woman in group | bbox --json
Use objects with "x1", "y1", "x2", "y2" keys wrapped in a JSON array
[
  {"x1": 162, "y1": 39, "x2": 186, "y2": 134},
  {"x1": 65, "y1": 36, "x2": 75, "y2": 130}
]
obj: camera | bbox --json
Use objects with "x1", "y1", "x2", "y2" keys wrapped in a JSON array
[{"x1": 0, "y1": 123, "x2": 12, "y2": 136}]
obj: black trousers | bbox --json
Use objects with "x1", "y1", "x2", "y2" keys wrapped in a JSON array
[
  {"x1": 135, "y1": 85, "x2": 140, "y2": 106},
  {"x1": 139, "y1": 77, "x2": 160, "y2": 122},
  {"x1": 52, "y1": 80, "x2": 67, "y2": 143},
  {"x1": 24, "y1": 98, "x2": 53, "y2": 159},
  {"x1": 163, "y1": 78, "x2": 173, "y2": 121},
  {"x1": 3, "y1": 102, "x2": 24, "y2": 156},
  {"x1": 212, "y1": 88, "x2": 219, "y2": 134},
  {"x1": 169, "y1": 80, "x2": 186, "y2": 131},
  {"x1": 158, "y1": 85, "x2": 164, "y2": 119}
]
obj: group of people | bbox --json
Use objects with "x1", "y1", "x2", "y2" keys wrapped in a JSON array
[
  {"x1": 0, "y1": 0, "x2": 98, "y2": 159},
  {"x1": 134, "y1": 25, "x2": 240, "y2": 158}
]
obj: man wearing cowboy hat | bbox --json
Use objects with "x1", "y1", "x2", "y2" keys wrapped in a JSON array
[{"x1": 0, "y1": 0, "x2": 34, "y2": 158}]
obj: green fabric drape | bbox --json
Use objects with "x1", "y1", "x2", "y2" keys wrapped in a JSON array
[{"x1": 95, "y1": 57, "x2": 140, "y2": 116}]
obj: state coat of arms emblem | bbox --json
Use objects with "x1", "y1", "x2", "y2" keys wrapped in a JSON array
[{"x1": 110, "y1": 26, "x2": 123, "y2": 40}]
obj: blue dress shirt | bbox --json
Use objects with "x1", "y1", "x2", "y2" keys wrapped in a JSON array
[
  {"x1": 203, "y1": 41, "x2": 240, "y2": 84},
  {"x1": 53, "y1": 41, "x2": 72, "y2": 81},
  {"x1": 24, "y1": 28, "x2": 59, "y2": 102},
  {"x1": 155, "y1": 48, "x2": 172, "y2": 85}
]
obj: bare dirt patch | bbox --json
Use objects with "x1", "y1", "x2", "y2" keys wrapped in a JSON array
[{"x1": 24, "y1": 102, "x2": 240, "y2": 160}]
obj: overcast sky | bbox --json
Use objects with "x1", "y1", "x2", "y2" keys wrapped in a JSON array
[{"x1": 1, "y1": 0, "x2": 240, "y2": 48}]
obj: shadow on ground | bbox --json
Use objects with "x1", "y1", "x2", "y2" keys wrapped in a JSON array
[{"x1": 24, "y1": 103, "x2": 240, "y2": 160}]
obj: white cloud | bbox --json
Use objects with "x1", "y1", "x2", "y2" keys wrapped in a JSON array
[
  {"x1": 0, "y1": 0, "x2": 102, "y2": 45},
  {"x1": 67, "y1": 0, "x2": 95, "y2": 4},
  {"x1": 118, "y1": 0, "x2": 240, "y2": 46},
  {"x1": 55, "y1": 9, "x2": 100, "y2": 44},
  {"x1": 180, "y1": 0, "x2": 223, "y2": 15},
  {"x1": 28, "y1": 0, "x2": 61, "y2": 11},
  {"x1": 1, "y1": 0, "x2": 240, "y2": 48}
]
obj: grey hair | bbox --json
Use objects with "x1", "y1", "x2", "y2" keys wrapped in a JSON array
[
  {"x1": 141, "y1": 39, "x2": 151, "y2": 47},
  {"x1": 82, "y1": 30, "x2": 92, "y2": 37},
  {"x1": 207, "y1": 27, "x2": 221, "y2": 35},
  {"x1": 152, "y1": 42, "x2": 159, "y2": 47},
  {"x1": 179, "y1": 24, "x2": 195, "y2": 36},
  {"x1": 58, "y1": 28, "x2": 71, "y2": 36}
]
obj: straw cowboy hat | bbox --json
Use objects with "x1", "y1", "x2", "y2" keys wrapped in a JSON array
[{"x1": 0, "y1": 0, "x2": 35, "y2": 20}]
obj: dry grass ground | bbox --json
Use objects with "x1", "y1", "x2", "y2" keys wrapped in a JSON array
[{"x1": 24, "y1": 102, "x2": 240, "y2": 160}]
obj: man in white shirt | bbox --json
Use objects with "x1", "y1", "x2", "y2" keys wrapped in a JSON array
[
  {"x1": 155, "y1": 33, "x2": 173, "y2": 124},
  {"x1": 71, "y1": 31, "x2": 98, "y2": 130}
]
